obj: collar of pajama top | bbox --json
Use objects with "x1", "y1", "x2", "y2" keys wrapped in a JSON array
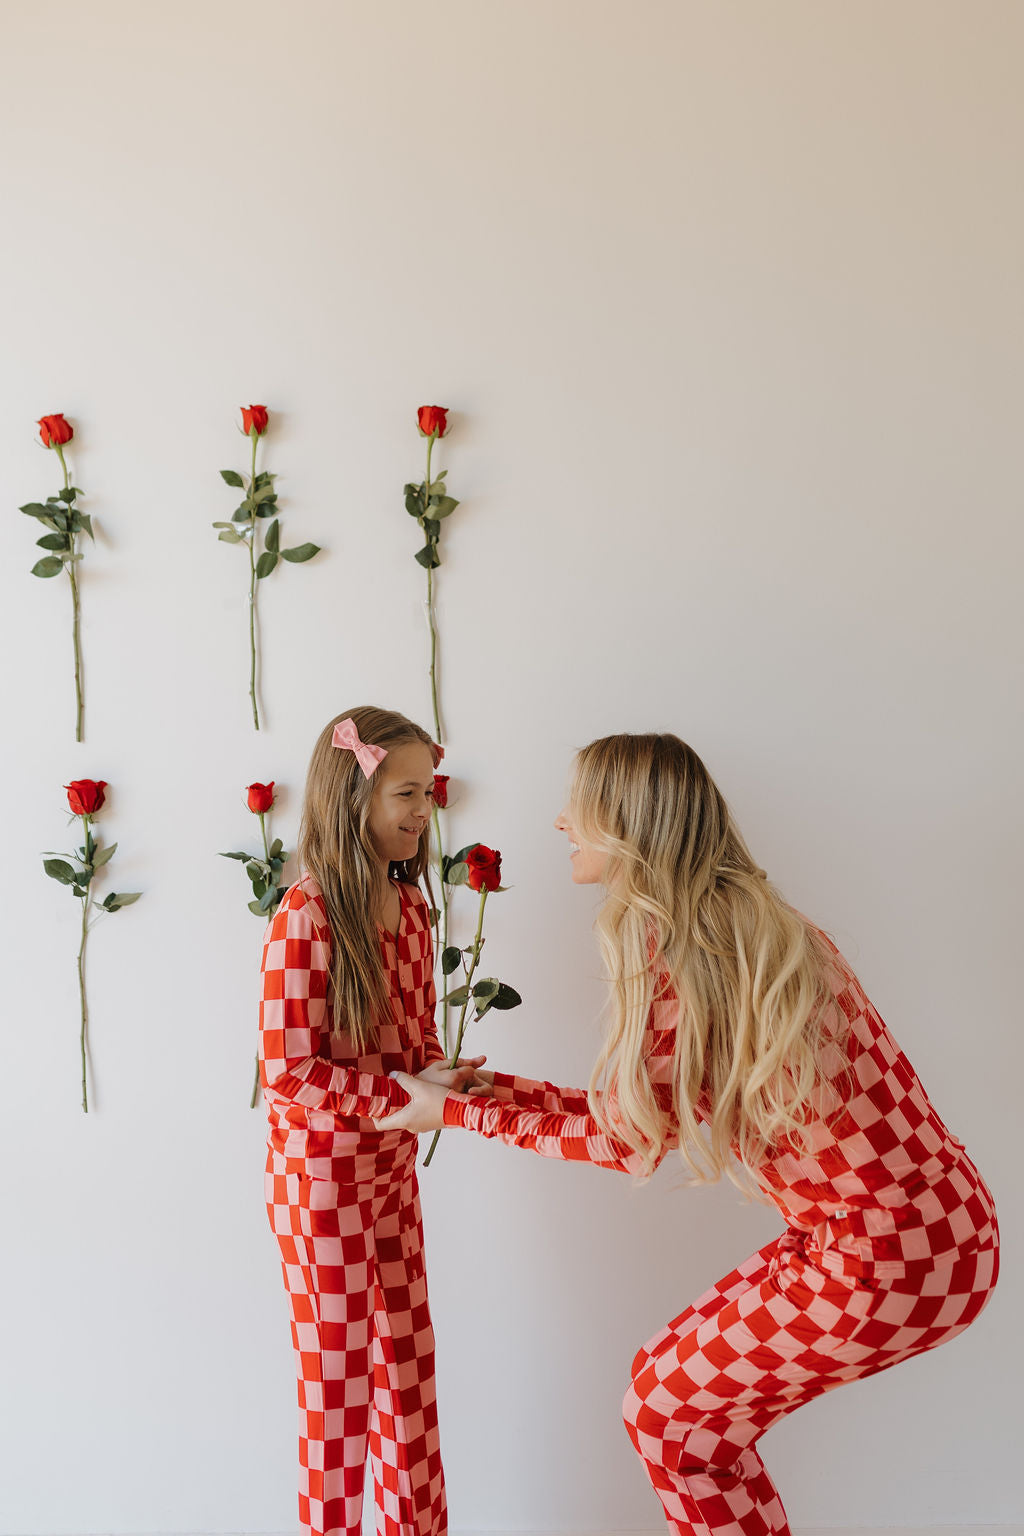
[
  {"x1": 442, "y1": 926, "x2": 996, "y2": 1282},
  {"x1": 259, "y1": 875, "x2": 445, "y2": 1178}
]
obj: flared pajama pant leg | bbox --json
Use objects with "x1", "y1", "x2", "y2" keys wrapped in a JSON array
[
  {"x1": 622, "y1": 1236, "x2": 998, "y2": 1536},
  {"x1": 267, "y1": 1163, "x2": 378, "y2": 1536},
  {"x1": 368, "y1": 1168, "x2": 446, "y2": 1536}
]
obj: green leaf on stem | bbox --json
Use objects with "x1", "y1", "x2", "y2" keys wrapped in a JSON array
[
  {"x1": 254, "y1": 472, "x2": 276, "y2": 488},
  {"x1": 422, "y1": 517, "x2": 441, "y2": 539},
  {"x1": 254, "y1": 502, "x2": 278, "y2": 518},
  {"x1": 220, "y1": 469, "x2": 246, "y2": 487},
  {"x1": 446, "y1": 860, "x2": 469, "y2": 886},
  {"x1": 265, "y1": 518, "x2": 280, "y2": 553},
  {"x1": 444, "y1": 983, "x2": 472, "y2": 1008},
  {"x1": 218, "y1": 529, "x2": 244, "y2": 543},
  {"x1": 414, "y1": 543, "x2": 440, "y2": 570},
  {"x1": 441, "y1": 946, "x2": 462, "y2": 975},
  {"x1": 253, "y1": 483, "x2": 277, "y2": 505},
  {"x1": 31, "y1": 556, "x2": 64, "y2": 578},
  {"x1": 106, "y1": 892, "x2": 141, "y2": 910},
  {"x1": 92, "y1": 842, "x2": 117, "y2": 868},
  {"x1": 472, "y1": 978, "x2": 501, "y2": 1005},
  {"x1": 250, "y1": 877, "x2": 267, "y2": 899},
  {"x1": 231, "y1": 507, "x2": 253, "y2": 523},
  {"x1": 20, "y1": 503, "x2": 54, "y2": 519},
  {"x1": 247, "y1": 899, "x2": 265, "y2": 916},
  {"x1": 269, "y1": 838, "x2": 283, "y2": 858},
  {"x1": 491, "y1": 983, "x2": 523, "y2": 1010},
  {"x1": 257, "y1": 885, "x2": 277, "y2": 912},
  {"x1": 219, "y1": 851, "x2": 251, "y2": 861},
  {"x1": 256, "y1": 551, "x2": 278, "y2": 578},
  {"x1": 280, "y1": 543, "x2": 320, "y2": 563},
  {"x1": 44, "y1": 858, "x2": 78, "y2": 884},
  {"x1": 245, "y1": 860, "x2": 265, "y2": 882},
  {"x1": 76, "y1": 513, "x2": 94, "y2": 539},
  {"x1": 36, "y1": 533, "x2": 69, "y2": 551}
]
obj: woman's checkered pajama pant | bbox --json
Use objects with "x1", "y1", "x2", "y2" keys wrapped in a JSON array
[
  {"x1": 266, "y1": 1154, "x2": 446, "y2": 1536},
  {"x1": 623, "y1": 1230, "x2": 999, "y2": 1536}
]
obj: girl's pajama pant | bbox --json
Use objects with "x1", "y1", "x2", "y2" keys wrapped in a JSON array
[
  {"x1": 623, "y1": 1227, "x2": 999, "y2": 1536},
  {"x1": 266, "y1": 1152, "x2": 446, "y2": 1536}
]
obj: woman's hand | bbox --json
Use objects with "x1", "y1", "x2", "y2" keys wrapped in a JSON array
[
  {"x1": 373, "y1": 1072, "x2": 450, "y2": 1133},
  {"x1": 418, "y1": 1054, "x2": 487, "y2": 1094},
  {"x1": 466, "y1": 1067, "x2": 494, "y2": 1096}
]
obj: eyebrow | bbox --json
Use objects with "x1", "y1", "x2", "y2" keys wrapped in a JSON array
[{"x1": 394, "y1": 780, "x2": 435, "y2": 789}]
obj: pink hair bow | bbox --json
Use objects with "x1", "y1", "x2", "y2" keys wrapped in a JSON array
[
  {"x1": 432, "y1": 742, "x2": 444, "y2": 768},
  {"x1": 332, "y1": 718, "x2": 388, "y2": 778}
]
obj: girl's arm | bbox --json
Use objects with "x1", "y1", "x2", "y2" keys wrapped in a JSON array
[{"x1": 260, "y1": 890, "x2": 410, "y2": 1118}]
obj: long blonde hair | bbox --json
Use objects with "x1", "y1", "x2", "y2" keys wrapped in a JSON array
[
  {"x1": 575, "y1": 734, "x2": 842, "y2": 1185},
  {"x1": 298, "y1": 706, "x2": 436, "y2": 1050}
]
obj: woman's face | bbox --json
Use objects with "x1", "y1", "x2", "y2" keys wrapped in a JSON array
[
  {"x1": 554, "y1": 805, "x2": 607, "y2": 885},
  {"x1": 367, "y1": 741, "x2": 436, "y2": 865}
]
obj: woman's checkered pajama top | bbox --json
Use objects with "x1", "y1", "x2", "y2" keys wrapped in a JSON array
[
  {"x1": 443, "y1": 927, "x2": 999, "y2": 1536},
  {"x1": 261, "y1": 875, "x2": 447, "y2": 1536}
]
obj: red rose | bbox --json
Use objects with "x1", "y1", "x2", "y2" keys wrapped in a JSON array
[
  {"x1": 465, "y1": 843, "x2": 501, "y2": 892},
  {"x1": 241, "y1": 405, "x2": 269, "y2": 437},
  {"x1": 246, "y1": 781, "x2": 275, "y2": 814},
  {"x1": 417, "y1": 405, "x2": 449, "y2": 439},
  {"x1": 432, "y1": 774, "x2": 449, "y2": 809},
  {"x1": 38, "y1": 413, "x2": 73, "y2": 448},
  {"x1": 65, "y1": 779, "x2": 107, "y2": 817}
]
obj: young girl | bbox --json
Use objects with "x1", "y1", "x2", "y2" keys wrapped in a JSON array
[
  {"x1": 376, "y1": 732, "x2": 1000, "y2": 1536},
  {"x1": 259, "y1": 706, "x2": 481, "y2": 1536}
]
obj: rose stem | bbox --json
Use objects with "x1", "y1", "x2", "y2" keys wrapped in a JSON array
[
  {"x1": 424, "y1": 431, "x2": 443, "y2": 744},
  {"x1": 78, "y1": 813, "x2": 92, "y2": 1111},
  {"x1": 247, "y1": 428, "x2": 260, "y2": 730},
  {"x1": 56, "y1": 444, "x2": 83, "y2": 742},
  {"x1": 423, "y1": 885, "x2": 488, "y2": 1167},
  {"x1": 431, "y1": 805, "x2": 451, "y2": 1055}
]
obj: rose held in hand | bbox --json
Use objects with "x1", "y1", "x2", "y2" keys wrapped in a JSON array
[
  {"x1": 465, "y1": 844, "x2": 501, "y2": 892},
  {"x1": 247, "y1": 781, "x2": 275, "y2": 814},
  {"x1": 65, "y1": 779, "x2": 107, "y2": 817}
]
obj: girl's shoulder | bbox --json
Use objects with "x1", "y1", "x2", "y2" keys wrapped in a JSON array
[{"x1": 280, "y1": 873, "x2": 330, "y2": 933}]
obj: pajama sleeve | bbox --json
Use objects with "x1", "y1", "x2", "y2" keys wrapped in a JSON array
[
  {"x1": 486, "y1": 1072, "x2": 592, "y2": 1114},
  {"x1": 441, "y1": 1090, "x2": 661, "y2": 1175},
  {"x1": 259, "y1": 890, "x2": 410, "y2": 1117}
]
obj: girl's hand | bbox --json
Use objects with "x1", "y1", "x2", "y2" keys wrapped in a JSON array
[
  {"x1": 373, "y1": 1072, "x2": 449, "y2": 1133},
  {"x1": 419, "y1": 1054, "x2": 487, "y2": 1093}
]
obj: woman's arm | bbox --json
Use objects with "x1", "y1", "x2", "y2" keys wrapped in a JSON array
[
  {"x1": 376, "y1": 1072, "x2": 661, "y2": 1176},
  {"x1": 259, "y1": 890, "x2": 410, "y2": 1118},
  {"x1": 484, "y1": 1071, "x2": 592, "y2": 1115}
]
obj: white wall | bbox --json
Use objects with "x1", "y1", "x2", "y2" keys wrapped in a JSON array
[{"x1": 1, "y1": 2, "x2": 1020, "y2": 1531}]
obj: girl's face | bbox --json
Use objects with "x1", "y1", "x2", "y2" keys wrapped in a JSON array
[
  {"x1": 367, "y1": 741, "x2": 436, "y2": 865},
  {"x1": 554, "y1": 805, "x2": 607, "y2": 885}
]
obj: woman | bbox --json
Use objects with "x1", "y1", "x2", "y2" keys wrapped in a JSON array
[{"x1": 375, "y1": 732, "x2": 999, "y2": 1536}]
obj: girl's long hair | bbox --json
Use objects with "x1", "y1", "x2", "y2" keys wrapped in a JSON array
[
  {"x1": 298, "y1": 705, "x2": 436, "y2": 1051},
  {"x1": 575, "y1": 734, "x2": 840, "y2": 1185}
]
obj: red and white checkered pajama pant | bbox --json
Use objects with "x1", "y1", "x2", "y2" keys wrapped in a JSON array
[
  {"x1": 623, "y1": 1227, "x2": 999, "y2": 1535},
  {"x1": 266, "y1": 1152, "x2": 446, "y2": 1536}
]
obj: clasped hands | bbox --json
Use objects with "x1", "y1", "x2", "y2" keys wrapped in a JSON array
[{"x1": 372, "y1": 1054, "x2": 492, "y2": 1133}]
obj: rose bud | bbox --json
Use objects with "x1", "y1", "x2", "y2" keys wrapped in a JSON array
[
  {"x1": 465, "y1": 843, "x2": 502, "y2": 892},
  {"x1": 432, "y1": 774, "x2": 450, "y2": 809},
  {"x1": 246, "y1": 781, "x2": 275, "y2": 814},
  {"x1": 416, "y1": 405, "x2": 449, "y2": 439},
  {"x1": 241, "y1": 405, "x2": 269, "y2": 437},
  {"x1": 65, "y1": 779, "x2": 108, "y2": 817},
  {"x1": 38, "y1": 413, "x2": 74, "y2": 448}
]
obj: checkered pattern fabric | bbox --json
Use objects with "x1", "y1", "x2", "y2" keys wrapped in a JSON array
[
  {"x1": 260, "y1": 876, "x2": 448, "y2": 1536},
  {"x1": 443, "y1": 926, "x2": 1000, "y2": 1534},
  {"x1": 266, "y1": 1154, "x2": 446, "y2": 1536}
]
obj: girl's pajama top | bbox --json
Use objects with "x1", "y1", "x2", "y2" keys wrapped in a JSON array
[
  {"x1": 442, "y1": 928, "x2": 999, "y2": 1536},
  {"x1": 260, "y1": 875, "x2": 447, "y2": 1536}
]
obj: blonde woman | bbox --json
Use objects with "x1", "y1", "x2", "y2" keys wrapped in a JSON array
[
  {"x1": 260, "y1": 707, "x2": 483, "y2": 1536},
  {"x1": 376, "y1": 732, "x2": 999, "y2": 1536}
]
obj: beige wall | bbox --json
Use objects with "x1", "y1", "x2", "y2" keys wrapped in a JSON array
[{"x1": 1, "y1": 2, "x2": 1020, "y2": 1530}]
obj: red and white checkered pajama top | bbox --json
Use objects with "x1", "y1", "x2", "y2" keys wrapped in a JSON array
[
  {"x1": 443, "y1": 926, "x2": 996, "y2": 1280},
  {"x1": 259, "y1": 874, "x2": 445, "y2": 1182}
]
